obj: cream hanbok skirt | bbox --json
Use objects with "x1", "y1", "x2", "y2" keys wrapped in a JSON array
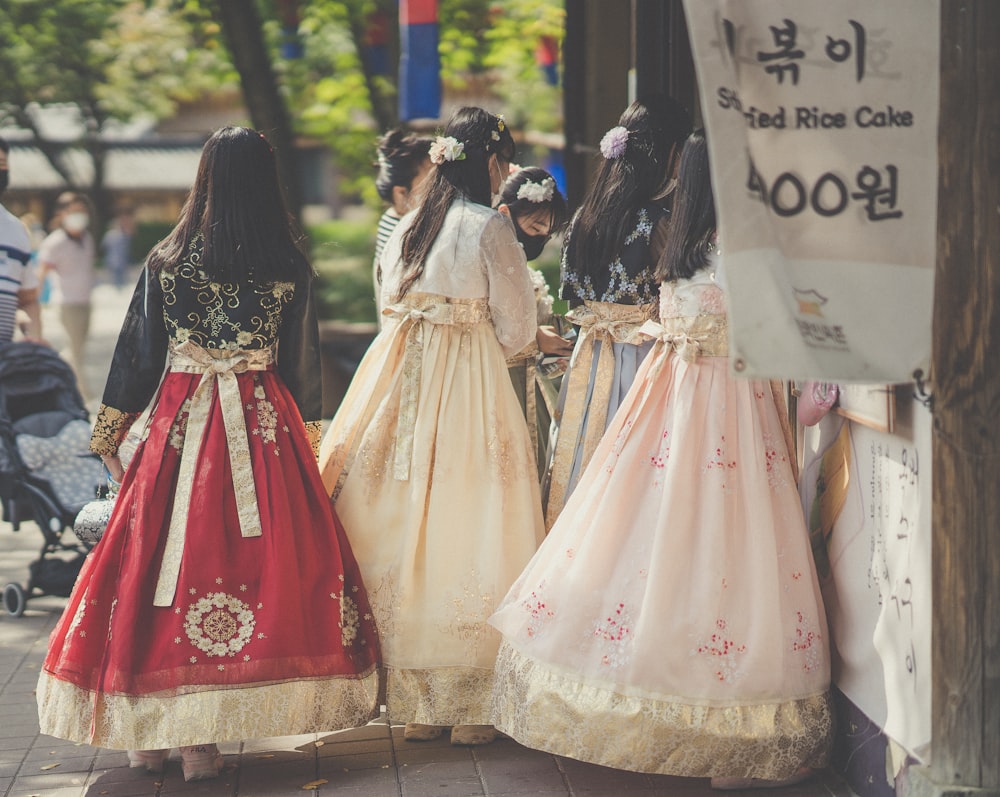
[{"x1": 320, "y1": 293, "x2": 545, "y2": 726}]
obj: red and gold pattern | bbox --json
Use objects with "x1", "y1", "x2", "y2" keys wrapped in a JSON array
[{"x1": 39, "y1": 361, "x2": 380, "y2": 750}]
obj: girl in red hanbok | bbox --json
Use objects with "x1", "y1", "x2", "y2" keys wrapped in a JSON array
[{"x1": 36, "y1": 127, "x2": 380, "y2": 782}]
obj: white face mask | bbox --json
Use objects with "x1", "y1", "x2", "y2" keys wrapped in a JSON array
[{"x1": 63, "y1": 212, "x2": 89, "y2": 233}]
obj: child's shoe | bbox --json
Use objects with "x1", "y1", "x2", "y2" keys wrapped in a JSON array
[
  {"x1": 403, "y1": 723, "x2": 445, "y2": 741},
  {"x1": 450, "y1": 724, "x2": 497, "y2": 745},
  {"x1": 127, "y1": 749, "x2": 168, "y2": 773},
  {"x1": 179, "y1": 744, "x2": 224, "y2": 782}
]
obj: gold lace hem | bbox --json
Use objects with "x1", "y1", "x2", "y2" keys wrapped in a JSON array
[
  {"x1": 490, "y1": 643, "x2": 832, "y2": 779},
  {"x1": 37, "y1": 669, "x2": 379, "y2": 750},
  {"x1": 304, "y1": 420, "x2": 323, "y2": 459},
  {"x1": 386, "y1": 665, "x2": 495, "y2": 727},
  {"x1": 90, "y1": 404, "x2": 142, "y2": 457}
]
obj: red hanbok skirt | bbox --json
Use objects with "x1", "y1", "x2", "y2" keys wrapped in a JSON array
[{"x1": 37, "y1": 368, "x2": 380, "y2": 750}]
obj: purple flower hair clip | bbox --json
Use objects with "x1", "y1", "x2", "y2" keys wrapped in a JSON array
[{"x1": 599, "y1": 126, "x2": 629, "y2": 160}]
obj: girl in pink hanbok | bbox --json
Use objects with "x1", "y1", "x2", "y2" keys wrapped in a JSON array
[{"x1": 490, "y1": 131, "x2": 833, "y2": 787}]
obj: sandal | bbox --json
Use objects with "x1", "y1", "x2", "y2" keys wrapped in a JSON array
[
  {"x1": 450, "y1": 724, "x2": 497, "y2": 746},
  {"x1": 403, "y1": 723, "x2": 446, "y2": 741}
]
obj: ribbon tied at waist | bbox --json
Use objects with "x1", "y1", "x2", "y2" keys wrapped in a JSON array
[
  {"x1": 382, "y1": 293, "x2": 492, "y2": 480},
  {"x1": 545, "y1": 301, "x2": 656, "y2": 529},
  {"x1": 638, "y1": 314, "x2": 729, "y2": 363},
  {"x1": 153, "y1": 340, "x2": 274, "y2": 607}
]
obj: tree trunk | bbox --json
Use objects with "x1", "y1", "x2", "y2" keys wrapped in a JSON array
[{"x1": 211, "y1": 0, "x2": 304, "y2": 224}]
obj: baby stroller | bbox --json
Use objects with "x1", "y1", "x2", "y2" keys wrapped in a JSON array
[{"x1": 0, "y1": 341, "x2": 105, "y2": 617}]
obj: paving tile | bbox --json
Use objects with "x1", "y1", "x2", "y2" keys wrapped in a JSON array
[
  {"x1": 7, "y1": 787, "x2": 88, "y2": 797},
  {"x1": 318, "y1": 749, "x2": 393, "y2": 772},
  {"x1": 400, "y1": 776, "x2": 484, "y2": 797},
  {"x1": 314, "y1": 765, "x2": 398, "y2": 794},
  {"x1": 84, "y1": 772, "x2": 164, "y2": 796},
  {"x1": 476, "y1": 754, "x2": 567, "y2": 794},
  {"x1": 158, "y1": 771, "x2": 237, "y2": 795},
  {"x1": 240, "y1": 734, "x2": 317, "y2": 753},
  {"x1": 0, "y1": 736, "x2": 34, "y2": 754},
  {"x1": 6, "y1": 769, "x2": 90, "y2": 791},
  {"x1": 237, "y1": 748, "x2": 314, "y2": 768},
  {"x1": 230, "y1": 760, "x2": 321, "y2": 795},
  {"x1": 398, "y1": 758, "x2": 482, "y2": 796},
  {"x1": 559, "y1": 759, "x2": 654, "y2": 792},
  {"x1": 23, "y1": 744, "x2": 97, "y2": 764},
  {"x1": 317, "y1": 737, "x2": 392, "y2": 758}
]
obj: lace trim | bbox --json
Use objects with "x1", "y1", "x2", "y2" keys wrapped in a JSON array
[
  {"x1": 90, "y1": 404, "x2": 142, "y2": 457},
  {"x1": 304, "y1": 420, "x2": 322, "y2": 459},
  {"x1": 37, "y1": 669, "x2": 379, "y2": 749},
  {"x1": 490, "y1": 642, "x2": 832, "y2": 779},
  {"x1": 386, "y1": 665, "x2": 495, "y2": 727}
]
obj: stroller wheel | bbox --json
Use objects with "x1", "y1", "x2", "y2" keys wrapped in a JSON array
[{"x1": 3, "y1": 583, "x2": 27, "y2": 618}]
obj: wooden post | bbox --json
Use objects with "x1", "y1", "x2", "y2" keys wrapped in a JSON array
[{"x1": 907, "y1": 2, "x2": 1000, "y2": 795}]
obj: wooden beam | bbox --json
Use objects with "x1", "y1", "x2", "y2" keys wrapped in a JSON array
[{"x1": 909, "y1": 1, "x2": 1000, "y2": 794}]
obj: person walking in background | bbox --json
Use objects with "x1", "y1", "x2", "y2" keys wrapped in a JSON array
[
  {"x1": 495, "y1": 165, "x2": 572, "y2": 478},
  {"x1": 544, "y1": 95, "x2": 690, "y2": 528},
  {"x1": 318, "y1": 108, "x2": 544, "y2": 747},
  {"x1": 490, "y1": 131, "x2": 832, "y2": 787},
  {"x1": 0, "y1": 136, "x2": 42, "y2": 343},
  {"x1": 37, "y1": 127, "x2": 381, "y2": 783},
  {"x1": 101, "y1": 206, "x2": 136, "y2": 289},
  {"x1": 372, "y1": 129, "x2": 432, "y2": 322},
  {"x1": 38, "y1": 192, "x2": 96, "y2": 396}
]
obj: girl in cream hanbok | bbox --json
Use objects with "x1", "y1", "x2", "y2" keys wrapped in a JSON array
[
  {"x1": 319, "y1": 108, "x2": 544, "y2": 746},
  {"x1": 490, "y1": 132, "x2": 833, "y2": 786}
]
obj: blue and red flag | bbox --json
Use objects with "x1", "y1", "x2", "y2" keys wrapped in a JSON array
[{"x1": 399, "y1": 0, "x2": 441, "y2": 120}]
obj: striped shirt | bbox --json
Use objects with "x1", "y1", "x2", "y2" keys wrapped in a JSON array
[{"x1": 0, "y1": 204, "x2": 35, "y2": 343}]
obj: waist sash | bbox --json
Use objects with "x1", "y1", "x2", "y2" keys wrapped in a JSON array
[
  {"x1": 382, "y1": 293, "x2": 491, "y2": 480},
  {"x1": 546, "y1": 300, "x2": 655, "y2": 529},
  {"x1": 153, "y1": 340, "x2": 273, "y2": 607}
]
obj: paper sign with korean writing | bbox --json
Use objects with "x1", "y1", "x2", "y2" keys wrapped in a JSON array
[{"x1": 682, "y1": 0, "x2": 940, "y2": 382}]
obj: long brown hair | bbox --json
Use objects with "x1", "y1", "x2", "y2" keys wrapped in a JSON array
[
  {"x1": 394, "y1": 107, "x2": 515, "y2": 300},
  {"x1": 147, "y1": 126, "x2": 309, "y2": 285},
  {"x1": 566, "y1": 95, "x2": 690, "y2": 284}
]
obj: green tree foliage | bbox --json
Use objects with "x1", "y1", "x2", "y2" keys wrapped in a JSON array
[
  {"x1": 0, "y1": 0, "x2": 234, "y2": 222},
  {"x1": 274, "y1": 0, "x2": 564, "y2": 204}
]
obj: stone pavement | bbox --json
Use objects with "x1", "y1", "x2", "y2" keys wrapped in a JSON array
[{"x1": 0, "y1": 281, "x2": 857, "y2": 797}]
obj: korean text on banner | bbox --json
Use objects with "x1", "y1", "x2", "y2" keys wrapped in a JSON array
[{"x1": 682, "y1": 1, "x2": 940, "y2": 382}]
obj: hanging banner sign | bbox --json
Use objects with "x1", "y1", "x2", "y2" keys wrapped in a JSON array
[{"x1": 682, "y1": 0, "x2": 940, "y2": 382}]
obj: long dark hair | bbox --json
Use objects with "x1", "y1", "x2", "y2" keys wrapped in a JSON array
[
  {"x1": 395, "y1": 107, "x2": 515, "y2": 300},
  {"x1": 566, "y1": 95, "x2": 691, "y2": 285},
  {"x1": 147, "y1": 126, "x2": 308, "y2": 284},
  {"x1": 375, "y1": 129, "x2": 432, "y2": 202},
  {"x1": 656, "y1": 130, "x2": 716, "y2": 282},
  {"x1": 497, "y1": 166, "x2": 568, "y2": 235}
]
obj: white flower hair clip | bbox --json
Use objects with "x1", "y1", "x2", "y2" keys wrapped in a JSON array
[
  {"x1": 516, "y1": 177, "x2": 556, "y2": 203},
  {"x1": 599, "y1": 125, "x2": 629, "y2": 160},
  {"x1": 428, "y1": 136, "x2": 466, "y2": 164}
]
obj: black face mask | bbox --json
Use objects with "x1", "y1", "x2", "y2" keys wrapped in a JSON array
[
  {"x1": 0, "y1": 170, "x2": 8, "y2": 197},
  {"x1": 515, "y1": 224, "x2": 550, "y2": 262}
]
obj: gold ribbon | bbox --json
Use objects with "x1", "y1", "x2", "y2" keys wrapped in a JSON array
[
  {"x1": 637, "y1": 314, "x2": 729, "y2": 363},
  {"x1": 545, "y1": 301, "x2": 655, "y2": 529},
  {"x1": 382, "y1": 293, "x2": 491, "y2": 481},
  {"x1": 153, "y1": 340, "x2": 273, "y2": 607}
]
